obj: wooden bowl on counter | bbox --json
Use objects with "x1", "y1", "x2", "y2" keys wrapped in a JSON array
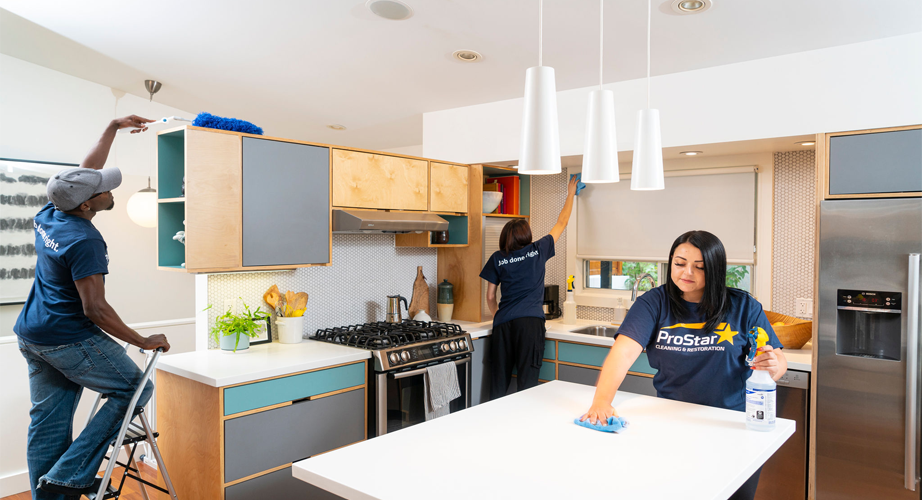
[{"x1": 765, "y1": 311, "x2": 812, "y2": 349}]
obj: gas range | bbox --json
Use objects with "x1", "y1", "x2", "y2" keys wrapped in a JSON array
[{"x1": 311, "y1": 320, "x2": 473, "y2": 372}]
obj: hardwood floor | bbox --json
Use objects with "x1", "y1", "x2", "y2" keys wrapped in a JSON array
[{"x1": 2, "y1": 463, "x2": 173, "y2": 500}]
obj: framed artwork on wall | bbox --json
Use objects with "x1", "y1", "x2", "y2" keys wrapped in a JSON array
[{"x1": 0, "y1": 158, "x2": 78, "y2": 305}]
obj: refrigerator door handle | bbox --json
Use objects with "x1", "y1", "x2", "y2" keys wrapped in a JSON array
[{"x1": 907, "y1": 253, "x2": 921, "y2": 491}]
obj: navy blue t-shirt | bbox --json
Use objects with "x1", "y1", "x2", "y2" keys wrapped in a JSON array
[
  {"x1": 15, "y1": 202, "x2": 109, "y2": 345},
  {"x1": 618, "y1": 286, "x2": 783, "y2": 411},
  {"x1": 479, "y1": 234, "x2": 555, "y2": 327}
]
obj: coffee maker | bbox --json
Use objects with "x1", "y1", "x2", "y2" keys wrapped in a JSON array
[{"x1": 543, "y1": 285, "x2": 561, "y2": 320}]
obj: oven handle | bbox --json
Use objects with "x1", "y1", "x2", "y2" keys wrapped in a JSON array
[{"x1": 391, "y1": 357, "x2": 471, "y2": 380}]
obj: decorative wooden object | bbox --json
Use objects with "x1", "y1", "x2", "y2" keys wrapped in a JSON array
[
  {"x1": 331, "y1": 149, "x2": 428, "y2": 211},
  {"x1": 408, "y1": 266, "x2": 430, "y2": 318}
]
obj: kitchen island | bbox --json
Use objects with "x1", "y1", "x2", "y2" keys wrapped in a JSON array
[{"x1": 293, "y1": 380, "x2": 795, "y2": 500}]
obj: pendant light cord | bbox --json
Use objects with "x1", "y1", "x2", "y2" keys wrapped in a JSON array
[
  {"x1": 599, "y1": 0, "x2": 603, "y2": 90},
  {"x1": 646, "y1": 0, "x2": 651, "y2": 109},
  {"x1": 538, "y1": 0, "x2": 543, "y2": 67}
]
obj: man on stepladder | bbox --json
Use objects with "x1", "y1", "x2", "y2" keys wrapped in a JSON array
[{"x1": 14, "y1": 115, "x2": 172, "y2": 499}]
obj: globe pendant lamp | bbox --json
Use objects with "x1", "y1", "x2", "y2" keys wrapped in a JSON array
[
  {"x1": 582, "y1": 0, "x2": 618, "y2": 184},
  {"x1": 630, "y1": 0, "x2": 664, "y2": 190},
  {"x1": 518, "y1": 0, "x2": 561, "y2": 175},
  {"x1": 126, "y1": 176, "x2": 157, "y2": 228}
]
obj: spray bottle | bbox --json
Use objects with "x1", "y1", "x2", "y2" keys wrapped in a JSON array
[
  {"x1": 745, "y1": 327, "x2": 776, "y2": 431},
  {"x1": 562, "y1": 275, "x2": 577, "y2": 324}
]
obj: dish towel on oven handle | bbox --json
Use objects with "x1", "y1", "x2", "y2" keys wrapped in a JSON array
[{"x1": 425, "y1": 362, "x2": 462, "y2": 421}]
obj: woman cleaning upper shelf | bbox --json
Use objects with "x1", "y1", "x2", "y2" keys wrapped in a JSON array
[
  {"x1": 580, "y1": 230, "x2": 787, "y2": 500},
  {"x1": 480, "y1": 175, "x2": 578, "y2": 397}
]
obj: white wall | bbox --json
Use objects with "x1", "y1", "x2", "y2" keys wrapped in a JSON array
[
  {"x1": 380, "y1": 144, "x2": 423, "y2": 157},
  {"x1": 423, "y1": 33, "x2": 922, "y2": 164},
  {"x1": 0, "y1": 54, "x2": 198, "y2": 495}
]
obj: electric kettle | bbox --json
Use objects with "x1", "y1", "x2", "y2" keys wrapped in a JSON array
[{"x1": 386, "y1": 295, "x2": 408, "y2": 324}]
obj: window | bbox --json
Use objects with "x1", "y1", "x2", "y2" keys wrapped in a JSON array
[
  {"x1": 585, "y1": 261, "x2": 752, "y2": 292},
  {"x1": 585, "y1": 261, "x2": 659, "y2": 290}
]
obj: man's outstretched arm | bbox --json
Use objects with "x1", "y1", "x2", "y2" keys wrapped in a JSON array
[{"x1": 79, "y1": 115, "x2": 154, "y2": 170}]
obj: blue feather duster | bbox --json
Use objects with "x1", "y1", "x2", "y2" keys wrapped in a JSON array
[{"x1": 192, "y1": 112, "x2": 263, "y2": 135}]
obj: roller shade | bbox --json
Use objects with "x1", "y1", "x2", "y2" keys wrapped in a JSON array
[{"x1": 576, "y1": 168, "x2": 757, "y2": 264}]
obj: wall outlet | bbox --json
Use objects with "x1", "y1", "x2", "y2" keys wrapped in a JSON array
[
  {"x1": 795, "y1": 298, "x2": 813, "y2": 317},
  {"x1": 223, "y1": 298, "x2": 236, "y2": 315}
]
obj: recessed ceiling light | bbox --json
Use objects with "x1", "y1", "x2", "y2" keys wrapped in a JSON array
[
  {"x1": 366, "y1": 0, "x2": 413, "y2": 20},
  {"x1": 671, "y1": 0, "x2": 714, "y2": 14},
  {"x1": 327, "y1": 124, "x2": 347, "y2": 131},
  {"x1": 452, "y1": 50, "x2": 483, "y2": 63},
  {"x1": 796, "y1": 141, "x2": 816, "y2": 146},
  {"x1": 680, "y1": 151, "x2": 703, "y2": 156}
]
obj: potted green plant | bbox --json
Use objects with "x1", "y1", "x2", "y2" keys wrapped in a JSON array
[{"x1": 206, "y1": 301, "x2": 270, "y2": 352}]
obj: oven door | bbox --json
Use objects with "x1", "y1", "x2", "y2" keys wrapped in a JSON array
[{"x1": 374, "y1": 357, "x2": 471, "y2": 436}]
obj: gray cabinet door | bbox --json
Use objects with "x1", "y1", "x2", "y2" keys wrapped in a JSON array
[
  {"x1": 829, "y1": 129, "x2": 922, "y2": 195},
  {"x1": 225, "y1": 466, "x2": 345, "y2": 500},
  {"x1": 242, "y1": 137, "x2": 330, "y2": 266},
  {"x1": 471, "y1": 338, "x2": 491, "y2": 405},
  {"x1": 224, "y1": 388, "x2": 364, "y2": 483},
  {"x1": 558, "y1": 364, "x2": 600, "y2": 386},
  {"x1": 558, "y1": 364, "x2": 656, "y2": 397}
]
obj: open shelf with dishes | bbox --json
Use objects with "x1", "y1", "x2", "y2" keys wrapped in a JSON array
[{"x1": 482, "y1": 165, "x2": 530, "y2": 218}]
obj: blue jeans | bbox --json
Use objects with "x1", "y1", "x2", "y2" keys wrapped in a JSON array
[{"x1": 17, "y1": 331, "x2": 153, "y2": 500}]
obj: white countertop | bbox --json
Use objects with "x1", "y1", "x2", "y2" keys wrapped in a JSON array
[
  {"x1": 156, "y1": 340, "x2": 370, "y2": 387},
  {"x1": 293, "y1": 381, "x2": 795, "y2": 500},
  {"x1": 459, "y1": 318, "x2": 814, "y2": 372}
]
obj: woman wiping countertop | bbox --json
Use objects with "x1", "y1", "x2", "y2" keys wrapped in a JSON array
[{"x1": 581, "y1": 230, "x2": 787, "y2": 500}]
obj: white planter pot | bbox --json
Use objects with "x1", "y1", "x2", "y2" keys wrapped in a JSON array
[
  {"x1": 219, "y1": 333, "x2": 250, "y2": 352},
  {"x1": 276, "y1": 316, "x2": 305, "y2": 344}
]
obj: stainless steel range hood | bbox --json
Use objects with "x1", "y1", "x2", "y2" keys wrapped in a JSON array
[{"x1": 332, "y1": 209, "x2": 448, "y2": 234}]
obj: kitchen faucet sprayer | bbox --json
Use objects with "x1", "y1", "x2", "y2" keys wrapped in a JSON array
[{"x1": 631, "y1": 273, "x2": 656, "y2": 301}]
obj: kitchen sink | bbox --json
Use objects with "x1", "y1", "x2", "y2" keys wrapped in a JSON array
[{"x1": 569, "y1": 325, "x2": 619, "y2": 338}]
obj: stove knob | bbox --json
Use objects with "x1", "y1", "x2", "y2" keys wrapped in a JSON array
[
  {"x1": 458, "y1": 339, "x2": 467, "y2": 350},
  {"x1": 449, "y1": 341, "x2": 458, "y2": 351},
  {"x1": 388, "y1": 352, "x2": 400, "y2": 365},
  {"x1": 441, "y1": 343, "x2": 449, "y2": 353},
  {"x1": 400, "y1": 351, "x2": 410, "y2": 362}
]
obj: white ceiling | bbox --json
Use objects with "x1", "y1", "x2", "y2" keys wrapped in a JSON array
[{"x1": 1, "y1": 0, "x2": 919, "y2": 151}]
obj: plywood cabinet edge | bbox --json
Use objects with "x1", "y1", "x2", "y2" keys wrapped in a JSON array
[
  {"x1": 185, "y1": 129, "x2": 243, "y2": 271},
  {"x1": 437, "y1": 164, "x2": 484, "y2": 322}
]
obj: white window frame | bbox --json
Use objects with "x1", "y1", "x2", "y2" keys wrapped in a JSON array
[{"x1": 566, "y1": 155, "x2": 773, "y2": 310}]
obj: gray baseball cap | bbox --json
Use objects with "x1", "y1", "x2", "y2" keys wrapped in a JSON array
[{"x1": 47, "y1": 167, "x2": 122, "y2": 211}]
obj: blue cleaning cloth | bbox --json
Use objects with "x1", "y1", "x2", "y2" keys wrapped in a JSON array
[
  {"x1": 570, "y1": 173, "x2": 587, "y2": 196},
  {"x1": 573, "y1": 416, "x2": 629, "y2": 433},
  {"x1": 193, "y1": 112, "x2": 263, "y2": 135}
]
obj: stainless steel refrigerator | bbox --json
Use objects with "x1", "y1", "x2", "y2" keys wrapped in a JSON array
[{"x1": 817, "y1": 198, "x2": 922, "y2": 499}]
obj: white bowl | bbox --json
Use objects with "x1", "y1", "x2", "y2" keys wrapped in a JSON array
[{"x1": 483, "y1": 192, "x2": 503, "y2": 213}]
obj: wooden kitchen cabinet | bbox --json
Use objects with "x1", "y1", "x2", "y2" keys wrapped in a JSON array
[
  {"x1": 156, "y1": 126, "x2": 332, "y2": 273},
  {"x1": 430, "y1": 162, "x2": 469, "y2": 213},
  {"x1": 156, "y1": 361, "x2": 367, "y2": 500},
  {"x1": 331, "y1": 149, "x2": 428, "y2": 211}
]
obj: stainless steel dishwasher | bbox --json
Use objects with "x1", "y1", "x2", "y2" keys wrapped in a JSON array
[{"x1": 755, "y1": 369, "x2": 810, "y2": 500}]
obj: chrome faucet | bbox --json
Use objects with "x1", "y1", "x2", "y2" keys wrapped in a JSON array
[{"x1": 631, "y1": 273, "x2": 656, "y2": 301}]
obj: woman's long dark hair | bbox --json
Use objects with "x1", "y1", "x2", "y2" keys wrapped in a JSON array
[{"x1": 664, "y1": 230, "x2": 730, "y2": 334}]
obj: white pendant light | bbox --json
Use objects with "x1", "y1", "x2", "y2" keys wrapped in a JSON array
[
  {"x1": 630, "y1": 0, "x2": 665, "y2": 191},
  {"x1": 582, "y1": 0, "x2": 618, "y2": 184},
  {"x1": 127, "y1": 176, "x2": 158, "y2": 228},
  {"x1": 518, "y1": 0, "x2": 561, "y2": 175}
]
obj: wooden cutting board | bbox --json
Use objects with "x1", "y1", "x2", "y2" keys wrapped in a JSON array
[{"x1": 408, "y1": 266, "x2": 430, "y2": 318}]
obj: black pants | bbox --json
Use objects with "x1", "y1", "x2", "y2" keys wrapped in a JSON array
[
  {"x1": 491, "y1": 317, "x2": 546, "y2": 398},
  {"x1": 728, "y1": 467, "x2": 762, "y2": 500}
]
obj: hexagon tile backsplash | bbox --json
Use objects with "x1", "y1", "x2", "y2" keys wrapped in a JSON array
[{"x1": 205, "y1": 234, "x2": 437, "y2": 348}]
